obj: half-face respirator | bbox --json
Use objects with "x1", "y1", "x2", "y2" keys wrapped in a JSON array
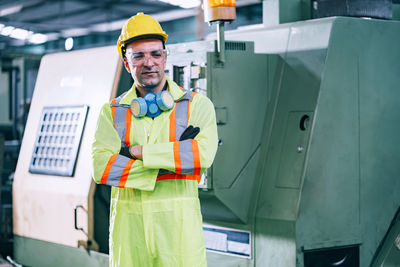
[{"x1": 130, "y1": 91, "x2": 174, "y2": 118}]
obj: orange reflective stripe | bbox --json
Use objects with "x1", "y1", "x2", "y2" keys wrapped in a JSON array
[
  {"x1": 124, "y1": 108, "x2": 132, "y2": 147},
  {"x1": 191, "y1": 139, "x2": 201, "y2": 176},
  {"x1": 169, "y1": 106, "x2": 176, "y2": 142},
  {"x1": 100, "y1": 154, "x2": 118, "y2": 184},
  {"x1": 187, "y1": 99, "x2": 191, "y2": 122},
  {"x1": 156, "y1": 173, "x2": 200, "y2": 182},
  {"x1": 110, "y1": 99, "x2": 116, "y2": 127},
  {"x1": 118, "y1": 159, "x2": 135, "y2": 188},
  {"x1": 173, "y1": 141, "x2": 181, "y2": 174}
]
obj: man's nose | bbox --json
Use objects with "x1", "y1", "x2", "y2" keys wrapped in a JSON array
[{"x1": 143, "y1": 54, "x2": 155, "y2": 66}]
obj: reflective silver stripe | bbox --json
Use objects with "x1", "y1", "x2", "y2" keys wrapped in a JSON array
[
  {"x1": 174, "y1": 91, "x2": 196, "y2": 141},
  {"x1": 175, "y1": 100, "x2": 189, "y2": 141},
  {"x1": 105, "y1": 154, "x2": 130, "y2": 187},
  {"x1": 113, "y1": 106, "x2": 129, "y2": 147},
  {"x1": 110, "y1": 92, "x2": 129, "y2": 148},
  {"x1": 179, "y1": 139, "x2": 195, "y2": 174}
]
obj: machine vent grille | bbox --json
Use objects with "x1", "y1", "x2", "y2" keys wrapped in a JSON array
[
  {"x1": 29, "y1": 105, "x2": 89, "y2": 177},
  {"x1": 311, "y1": 0, "x2": 392, "y2": 19},
  {"x1": 225, "y1": 41, "x2": 246, "y2": 51}
]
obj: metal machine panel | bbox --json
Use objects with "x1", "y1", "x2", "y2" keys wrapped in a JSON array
[
  {"x1": 207, "y1": 44, "x2": 271, "y2": 224},
  {"x1": 166, "y1": 40, "x2": 270, "y2": 224},
  {"x1": 275, "y1": 111, "x2": 313, "y2": 189},
  {"x1": 259, "y1": 53, "x2": 321, "y2": 222},
  {"x1": 12, "y1": 46, "x2": 121, "y2": 253}
]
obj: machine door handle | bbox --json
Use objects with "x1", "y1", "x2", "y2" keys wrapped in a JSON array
[
  {"x1": 74, "y1": 205, "x2": 85, "y2": 231},
  {"x1": 74, "y1": 205, "x2": 98, "y2": 250}
]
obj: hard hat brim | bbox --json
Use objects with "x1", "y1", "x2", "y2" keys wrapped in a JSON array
[
  {"x1": 124, "y1": 34, "x2": 166, "y2": 47},
  {"x1": 119, "y1": 34, "x2": 168, "y2": 57}
]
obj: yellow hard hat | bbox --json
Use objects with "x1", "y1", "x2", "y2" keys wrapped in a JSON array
[{"x1": 117, "y1": 12, "x2": 168, "y2": 57}]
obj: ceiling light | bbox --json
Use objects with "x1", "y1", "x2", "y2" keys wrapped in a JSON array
[
  {"x1": 0, "y1": 4, "x2": 23, "y2": 17},
  {"x1": 65, "y1": 37, "x2": 74, "y2": 51},
  {"x1": 29, "y1": 33, "x2": 48, "y2": 44},
  {"x1": 62, "y1": 28, "x2": 90, "y2": 37},
  {"x1": 10, "y1": 28, "x2": 31, "y2": 40},
  {"x1": 1, "y1": 26, "x2": 15, "y2": 36},
  {"x1": 158, "y1": 0, "x2": 200, "y2": 9},
  {"x1": 45, "y1": 32, "x2": 60, "y2": 41}
]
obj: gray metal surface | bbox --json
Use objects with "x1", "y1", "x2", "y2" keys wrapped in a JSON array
[{"x1": 13, "y1": 235, "x2": 108, "y2": 267}]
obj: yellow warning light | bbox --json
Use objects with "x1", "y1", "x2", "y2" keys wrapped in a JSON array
[
  {"x1": 208, "y1": 0, "x2": 236, "y2": 8},
  {"x1": 204, "y1": 0, "x2": 236, "y2": 23}
]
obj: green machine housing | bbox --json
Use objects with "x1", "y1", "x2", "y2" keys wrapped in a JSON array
[{"x1": 167, "y1": 17, "x2": 400, "y2": 266}]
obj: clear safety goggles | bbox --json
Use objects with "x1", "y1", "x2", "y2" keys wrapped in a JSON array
[{"x1": 126, "y1": 49, "x2": 167, "y2": 64}]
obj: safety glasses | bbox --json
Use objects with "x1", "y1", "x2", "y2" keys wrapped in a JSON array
[{"x1": 126, "y1": 49, "x2": 167, "y2": 64}]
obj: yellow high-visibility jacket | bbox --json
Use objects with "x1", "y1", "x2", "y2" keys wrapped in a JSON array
[{"x1": 92, "y1": 76, "x2": 218, "y2": 267}]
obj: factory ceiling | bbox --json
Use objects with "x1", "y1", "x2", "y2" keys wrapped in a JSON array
[
  {"x1": 1, "y1": 0, "x2": 400, "y2": 53},
  {"x1": 0, "y1": 0, "x2": 259, "y2": 51},
  {"x1": 0, "y1": 0, "x2": 191, "y2": 49},
  {"x1": 0, "y1": 0, "x2": 261, "y2": 53}
]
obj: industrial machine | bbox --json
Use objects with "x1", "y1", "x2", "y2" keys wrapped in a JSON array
[
  {"x1": 10, "y1": 16, "x2": 400, "y2": 267},
  {"x1": 163, "y1": 16, "x2": 400, "y2": 267},
  {"x1": 202, "y1": 16, "x2": 400, "y2": 267}
]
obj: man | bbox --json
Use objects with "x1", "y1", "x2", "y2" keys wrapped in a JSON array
[{"x1": 91, "y1": 12, "x2": 218, "y2": 267}]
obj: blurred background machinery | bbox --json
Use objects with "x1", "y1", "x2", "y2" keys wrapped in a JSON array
[
  {"x1": 1, "y1": 0, "x2": 400, "y2": 266},
  {"x1": 0, "y1": 54, "x2": 40, "y2": 261}
]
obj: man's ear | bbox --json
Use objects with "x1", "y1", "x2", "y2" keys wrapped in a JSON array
[{"x1": 123, "y1": 57, "x2": 131, "y2": 73}]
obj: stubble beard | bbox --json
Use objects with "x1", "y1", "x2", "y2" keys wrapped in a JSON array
[{"x1": 138, "y1": 72, "x2": 165, "y2": 94}]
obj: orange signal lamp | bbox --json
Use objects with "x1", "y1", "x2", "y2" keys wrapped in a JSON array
[{"x1": 204, "y1": 0, "x2": 236, "y2": 23}]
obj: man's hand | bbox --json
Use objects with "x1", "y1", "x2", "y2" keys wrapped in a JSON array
[
  {"x1": 129, "y1": 145, "x2": 143, "y2": 160},
  {"x1": 179, "y1": 125, "x2": 200, "y2": 141}
]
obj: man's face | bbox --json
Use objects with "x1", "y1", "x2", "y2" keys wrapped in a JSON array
[{"x1": 124, "y1": 39, "x2": 167, "y2": 92}]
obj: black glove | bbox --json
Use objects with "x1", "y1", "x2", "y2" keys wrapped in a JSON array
[
  {"x1": 179, "y1": 125, "x2": 200, "y2": 141},
  {"x1": 119, "y1": 146, "x2": 136, "y2": 159}
]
